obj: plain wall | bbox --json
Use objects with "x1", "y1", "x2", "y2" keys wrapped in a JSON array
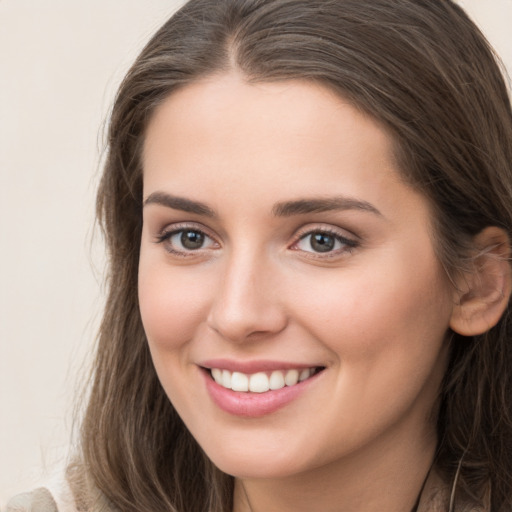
[
  {"x1": 0, "y1": 0, "x2": 511, "y2": 506},
  {"x1": 0, "y1": 1, "x2": 186, "y2": 504}
]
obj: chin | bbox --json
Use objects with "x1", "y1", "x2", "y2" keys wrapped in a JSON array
[
  {"x1": 214, "y1": 457, "x2": 301, "y2": 480},
  {"x1": 201, "y1": 438, "x2": 314, "y2": 480}
]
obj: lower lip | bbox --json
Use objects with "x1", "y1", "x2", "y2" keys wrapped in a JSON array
[{"x1": 202, "y1": 369, "x2": 321, "y2": 418}]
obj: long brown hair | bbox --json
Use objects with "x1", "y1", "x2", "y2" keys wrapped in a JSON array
[{"x1": 72, "y1": 1, "x2": 512, "y2": 510}]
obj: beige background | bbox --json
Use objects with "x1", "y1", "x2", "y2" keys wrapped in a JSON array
[{"x1": 0, "y1": 0, "x2": 511, "y2": 506}]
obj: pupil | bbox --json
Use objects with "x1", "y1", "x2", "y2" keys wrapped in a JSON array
[
  {"x1": 311, "y1": 233, "x2": 335, "y2": 252},
  {"x1": 181, "y1": 230, "x2": 204, "y2": 250}
]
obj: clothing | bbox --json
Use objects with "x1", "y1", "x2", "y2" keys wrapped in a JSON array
[
  {"x1": 5, "y1": 488, "x2": 58, "y2": 512},
  {"x1": 5, "y1": 478, "x2": 76, "y2": 512},
  {"x1": 5, "y1": 471, "x2": 490, "y2": 512}
]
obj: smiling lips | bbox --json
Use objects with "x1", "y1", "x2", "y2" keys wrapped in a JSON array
[
  {"x1": 210, "y1": 367, "x2": 321, "y2": 393},
  {"x1": 202, "y1": 365, "x2": 325, "y2": 417}
]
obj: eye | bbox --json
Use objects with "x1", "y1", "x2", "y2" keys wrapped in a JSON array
[
  {"x1": 156, "y1": 227, "x2": 218, "y2": 255},
  {"x1": 172, "y1": 230, "x2": 208, "y2": 250},
  {"x1": 293, "y1": 229, "x2": 358, "y2": 255}
]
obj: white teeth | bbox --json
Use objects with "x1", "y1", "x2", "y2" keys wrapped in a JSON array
[
  {"x1": 285, "y1": 369, "x2": 299, "y2": 386},
  {"x1": 249, "y1": 372, "x2": 270, "y2": 393},
  {"x1": 211, "y1": 368, "x2": 223, "y2": 384},
  {"x1": 231, "y1": 372, "x2": 249, "y2": 392},
  {"x1": 269, "y1": 370, "x2": 285, "y2": 390},
  {"x1": 299, "y1": 368, "x2": 311, "y2": 382},
  {"x1": 221, "y1": 369, "x2": 231, "y2": 388},
  {"x1": 210, "y1": 367, "x2": 319, "y2": 393}
]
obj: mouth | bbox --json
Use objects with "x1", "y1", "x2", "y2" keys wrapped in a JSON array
[
  {"x1": 200, "y1": 362, "x2": 326, "y2": 417},
  {"x1": 206, "y1": 366, "x2": 325, "y2": 393}
]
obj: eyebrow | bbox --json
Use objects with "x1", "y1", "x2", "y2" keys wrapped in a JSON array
[
  {"x1": 143, "y1": 191, "x2": 216, "y2": 217},
  {"x1": 272, "y1": 197, "x2": 382, "y2": 217},
  {"x1": 143, "y1": 191, "x2": 382, "y2": 218}
]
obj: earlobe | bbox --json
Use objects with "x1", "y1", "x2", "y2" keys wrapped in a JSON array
[{"x1": 450, "y1": 226, "x2": 511, "y2": 337}]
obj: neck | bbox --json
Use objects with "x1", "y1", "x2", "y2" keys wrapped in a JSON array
[{"x1": 233, "y1": 419, "x2": 437, "y2": 512}]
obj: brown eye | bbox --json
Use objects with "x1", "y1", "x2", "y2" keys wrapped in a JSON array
[
  {"x1": 297, "y1": 231, "x2": 340, "y2": 253},
  {"x1": 157, "y1": 227, "x2": 217, "y2": 255},
  {"x1": 310, "y1": 233, "x2": 336, "y2": 253},
  {"x1": 294, "y1": 230, "x2": 358, "y2": 255},
  {"x1": 180, "y1": 230, "x2": 205, "y2": 250}
]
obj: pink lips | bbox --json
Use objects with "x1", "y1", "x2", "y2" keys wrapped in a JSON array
[{"x1": 200, "y1": 360, "x2": 323, "y2": 418}]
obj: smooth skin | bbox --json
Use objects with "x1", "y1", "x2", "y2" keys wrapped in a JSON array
[{"x1": 138, "y1": 73, "x2": 509, "y2": 512}]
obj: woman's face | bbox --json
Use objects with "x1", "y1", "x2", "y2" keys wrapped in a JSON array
[{"x1": 139, "y1": 74, "x2": 456, "y2": 479}]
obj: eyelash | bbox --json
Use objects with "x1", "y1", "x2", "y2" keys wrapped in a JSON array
[
  {"x1": 291, "y1": 227, "x2": 359, "y2": 258},
  {"x1": 154, "y1": 224, "x2": 359, "y2": 258},
  {"x1": 154, "y1": 223, "x2": 219, "y2": 257}
]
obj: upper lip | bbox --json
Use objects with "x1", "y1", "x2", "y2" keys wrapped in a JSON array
[{"x1": 199, "y1": 358, "x2": 324, "y2": 374}]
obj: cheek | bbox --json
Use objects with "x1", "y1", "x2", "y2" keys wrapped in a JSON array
[
  {"x1": 285, "y1": 256, "x2": 452, "y2": 449},
  {"x1": 138, "y1": 261, "x2": 211, "y2": 351},
  {"x1": 138, "y1": 260, "x2": 215, "y2": 412},
  {"x1": 290, "y1": 248, "x2": 453, "y2": 366}
]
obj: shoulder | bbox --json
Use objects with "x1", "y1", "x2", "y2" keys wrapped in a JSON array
[
  {"x1": 5, "y1": 476, "x2": 79, "y2": 512},
  {"x1": 5, "y1": 463, "x2": 117, "y2": 512},
  {"x1": 5, "y1": 488, "x2": 59, "y2": 512}
]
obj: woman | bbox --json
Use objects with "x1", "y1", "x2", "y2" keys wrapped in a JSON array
[{"x1": 8, "y1": 0, "x2": 512, "y2": 511}]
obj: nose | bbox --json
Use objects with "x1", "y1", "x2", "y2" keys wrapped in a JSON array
[{"x1": 206, "y1": 249, "x2": 288, "y2": 343}]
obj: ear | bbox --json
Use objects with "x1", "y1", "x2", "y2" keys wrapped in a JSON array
[{"x1": 450, "y1": 226, "x2": 511, "y2": 336}]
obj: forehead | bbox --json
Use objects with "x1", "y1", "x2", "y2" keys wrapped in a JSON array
[
  {"x1": 141, "y1": 72, "x2": 430, "y2": 232},
  {"x1": 144, "y1": 74, "x2": 397, "y2": 186},
  {"x1": 144, "y1": 74, "x2": 392, "y2": 153}
]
